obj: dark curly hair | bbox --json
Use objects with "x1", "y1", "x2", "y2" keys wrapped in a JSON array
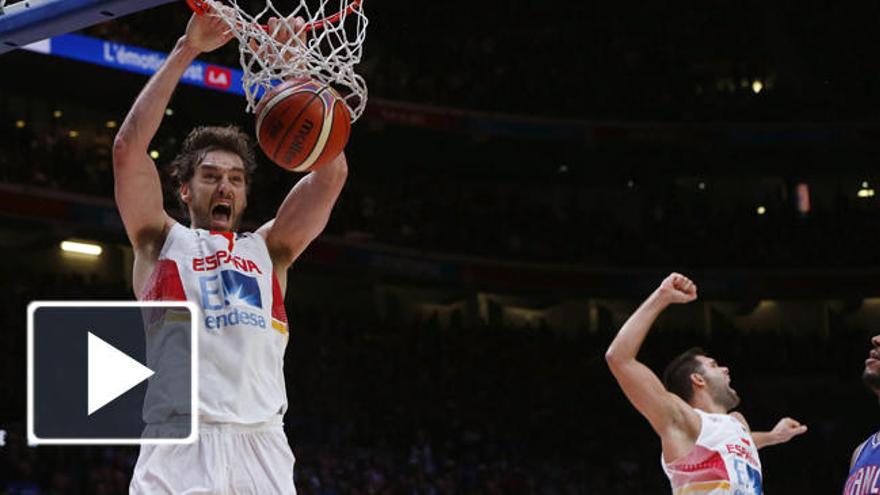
[
  {"x1": 168, "y1": 125, "x2": 258, "y2": 189},
  {"x1": 662, "y1": 347, "x2": 706, "y2": 403}
]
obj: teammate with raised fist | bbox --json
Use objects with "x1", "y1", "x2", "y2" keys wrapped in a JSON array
[{"x1": 606, "y1": 273, "x2": 807, "y2": 494}]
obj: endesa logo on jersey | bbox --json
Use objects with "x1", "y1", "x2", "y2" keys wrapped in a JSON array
[
  {"x1": 730, "y1": 458, "x2": 762, "y2": 495},
  {"x1": 199, "y1": 271, "x2": 266, "y2": 331},
  {"x1": 193, "y1": 250, "x2": 263, "y2": 274}
]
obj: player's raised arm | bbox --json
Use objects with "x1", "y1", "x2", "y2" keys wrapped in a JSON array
[
  {"x1": 258, "y1": 152, "x2": 348, "y2": 276},
  {"x1": 253, "y1": 15, "x2": 349, "y2": 279},
  {"x1": 605, "y1": 274, "x2": 701, "y2": 439},
  {"x1": 113, "y1": 12, "x2": 233, "y2": 248}
]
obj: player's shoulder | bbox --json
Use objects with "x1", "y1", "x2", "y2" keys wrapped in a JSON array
[
  {"x1": 226, "y1": 230, "x2": 271, "y2": 254},
  {"x1": 234, "y1": 230, "x2": 265, "y2": 245},
  {"x1": 728, "y1": 411, "x2": 751, "y2": 431},
  {"x1": 851, "y1": 438, "x2": 870, "y2": 470},
  {"x1": 850, "y1": 431, "x2": 880, "y2": 469}
]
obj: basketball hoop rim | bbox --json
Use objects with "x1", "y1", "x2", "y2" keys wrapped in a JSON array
[{"x1": 185, "y1": 0, "x2": 363, "y2": 32}]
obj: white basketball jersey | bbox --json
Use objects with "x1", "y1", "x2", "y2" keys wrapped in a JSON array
[
  {"x1": 140, "y1": 223, "x2": 290, "y2": 424},
  {"x1": 662, "y1": 409, "x2": 763, "y2": 495}
]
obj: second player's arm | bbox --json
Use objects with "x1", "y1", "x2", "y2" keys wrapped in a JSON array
[
  {"x1": 606, "y1": 291, "x2": 699, "y2": 434},
  {"x1": 605, "y1": 274, "x2": 702, "y2": 460},
  {"x1": 731, "y1": 413, "x2": 807, "y2": 449},
  {"x1": 113, "y1": 13, "x2": 232, "y2": 248},
  {"x1": 113, "y1": 38, "x2": 196, "y2": 247},
  {"x1": 258, "y1": 153, "x2": 348, "y2": 287},
  {"x1": 253, "y1": 14, "x2": 346, "y2": 287}
]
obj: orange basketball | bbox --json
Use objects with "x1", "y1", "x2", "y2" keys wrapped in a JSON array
[{"x1": 255, "y1": 79, "x2": 351, "y2": 172}]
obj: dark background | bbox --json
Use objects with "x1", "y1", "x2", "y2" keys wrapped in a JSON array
[{"x1": 2, "y1": 0, "x2": 880, "y2": 493}]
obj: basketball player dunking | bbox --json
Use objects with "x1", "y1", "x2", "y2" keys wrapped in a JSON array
[
  {"x1": 843, "y1": 335, "x2": 880, "y2": 494},
  {"x1": 113, "y1": 11, "x2": 344, "y2": 494},
  {"x1": 606, "y1": 273, "x2": 807, "y2": 494}
]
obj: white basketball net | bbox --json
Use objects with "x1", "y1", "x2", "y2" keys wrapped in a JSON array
[{"x1": 195, "y1": 0, "x2": 368, "y2": 121}]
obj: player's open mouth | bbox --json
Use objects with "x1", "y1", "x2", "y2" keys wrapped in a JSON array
[{"x1": 212, "y1": 204, "x2": 232, "y2": 224}]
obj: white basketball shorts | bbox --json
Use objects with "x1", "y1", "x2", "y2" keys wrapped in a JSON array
[{"x1": 130, "y1": 418, "x2": 296, "y2": 494}]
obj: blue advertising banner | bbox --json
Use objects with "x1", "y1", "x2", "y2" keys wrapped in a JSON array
[{"x1": 27, "y1": 33, "x2": 247, "y2": 96}]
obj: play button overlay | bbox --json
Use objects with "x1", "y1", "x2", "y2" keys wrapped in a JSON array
[
  {"x1": 88, "y1": 332, "x2": 155, "y2": 415},
  {"x1": 28, "y1": 301, "x2": 198, "y2": 445}
]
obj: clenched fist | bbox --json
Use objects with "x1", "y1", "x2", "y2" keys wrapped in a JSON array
[
  {"x1": 655, "y1": 273, "x2": 698, "y2": 305},
  {"x1": 769, "y1": 417, "x2": 808, "y2": 445}
]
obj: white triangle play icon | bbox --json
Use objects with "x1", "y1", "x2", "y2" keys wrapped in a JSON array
[{"x1": 87, "y1": 332, "x2": 154, "y2": 416}]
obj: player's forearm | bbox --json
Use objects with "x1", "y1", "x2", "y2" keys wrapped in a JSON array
[
  {"x1": 266, "y1": 153, "x2": 348, "y2": 265},
  {"x1": 753, "y1": 417, "x2": 807, "y2": 449},
  {"x1": 284, "y1": 153, "x2": 348, "y2": 237},
  {"x1": 606, "y1": 291, "x2": 669, "y2": 365},
  {"x1": 309, "y1": 152, "x2": 348, "y2": 187},
  {"x1": 752, "y1": 431, "x2": 780, "y2": 449},
  {"x1": 115, "y1": 37, "x2": 201, "y2": 156}
]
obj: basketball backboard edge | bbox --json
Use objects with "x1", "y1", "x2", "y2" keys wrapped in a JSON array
[{"x1": 0, "y1": 0, "x2": 176, "y2": 55}]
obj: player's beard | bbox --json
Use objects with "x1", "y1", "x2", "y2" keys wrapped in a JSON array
[
  {"x1": 862, "y1": 368, "x2": 880, "y2": 396},
  {"x1": 708, "y1": 376, "x2": 740, "y2": 411}
]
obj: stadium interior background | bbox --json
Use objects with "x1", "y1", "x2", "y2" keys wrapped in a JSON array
[{"x1": 2, "y1": 0, "x2": 880, "y2": 492}]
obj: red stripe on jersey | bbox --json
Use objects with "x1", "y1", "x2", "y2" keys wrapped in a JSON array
[
  {"x1": 142, "y1": 260, "x2": 187, "y2": 301},
  {"x1": 271, "y1": 272, "x2": 288, "y2": 324},
  {"x1": 667, "y1": 446, "x2": 730, "y2": 488},
  {"x1": 210, "y1": 231, "x2": 235, "y2": 252}
]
